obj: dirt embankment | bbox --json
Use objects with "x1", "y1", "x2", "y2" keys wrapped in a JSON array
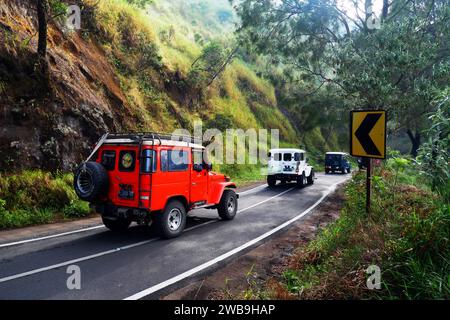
[
  {"x1": 162, "y1": 186, "x2": 345, "y2": 300},
  {"x1": 0, "y1": 0, "x2": 154, "y2": 171}
]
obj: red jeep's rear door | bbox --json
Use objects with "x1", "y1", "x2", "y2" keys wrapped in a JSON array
[{"x1": 99, "y1": 145, "x2": 140, "y2": 208}]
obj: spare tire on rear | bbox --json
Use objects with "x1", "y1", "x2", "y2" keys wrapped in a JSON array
[{"x1": 74, "y1": 161, "x2": 109, "y2": 202}]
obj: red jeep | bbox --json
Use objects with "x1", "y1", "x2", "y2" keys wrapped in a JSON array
[{"x1": 74, "y1": 133, "x2": 238, "y2": 238}]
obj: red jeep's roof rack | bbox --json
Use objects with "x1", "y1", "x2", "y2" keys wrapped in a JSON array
[
  {"x1": 106, "y1": 132, "x2": 201, "y2": 144},
  {"x1": 85, "y1": 132, "x2": 202, "y2": 162}
]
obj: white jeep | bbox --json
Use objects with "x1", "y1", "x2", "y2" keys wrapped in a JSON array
[{"x1": 267, "y1": 148, "x2": 315, "y2": 187}]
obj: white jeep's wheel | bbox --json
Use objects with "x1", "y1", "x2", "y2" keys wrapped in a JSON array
[
  {"x1": 267, "y1": 175, "x2": 277, "y2": 187},
  {"x1": 307, "y1": 169, "x2": 315, "y2": 185},
  {"x1": 297, "y1": 172, "x2": 307, "y2": 188}
]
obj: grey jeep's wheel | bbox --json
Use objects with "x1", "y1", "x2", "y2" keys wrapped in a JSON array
[
  {"x1": 154, "y1": 200, "x2": 187, "y2": 239},
  {"x1": 218, "y1": 189, "x2": 238, "y2": 221}
]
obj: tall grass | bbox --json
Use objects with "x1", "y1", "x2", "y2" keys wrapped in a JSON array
[
  {"x1": 270, "y1": 161, "x2": 449, "y2": 299},
  {"x1": 84, "y1": 0, "x2": 299, "y2": 144},
  {"x1": 0, "y1": 171, "x2": 90, "y2": 229}
]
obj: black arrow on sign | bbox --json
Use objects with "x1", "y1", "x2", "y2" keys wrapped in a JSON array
[{"x1": 355, "y1": 113, "x2": 382, "y2": 156}]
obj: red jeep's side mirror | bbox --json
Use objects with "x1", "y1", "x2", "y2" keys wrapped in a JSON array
[
  {"x1": 193, "y1": 164, "x2": 203, "y2": 172},
  {"x1": 205, "y1": 163, "x2": 213, "y2": 171}
]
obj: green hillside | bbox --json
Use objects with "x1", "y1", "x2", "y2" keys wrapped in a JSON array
[
  {"x1": 0, "y1": 0, "x2": 343, "y2": 228},
  {"x1": 88, "y1": 0, "x2": 297, "y2": 139}
]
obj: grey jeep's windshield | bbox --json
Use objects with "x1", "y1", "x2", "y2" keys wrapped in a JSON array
[{"x1": 325, "y1": 154, "x2": 343, "y2": 164}]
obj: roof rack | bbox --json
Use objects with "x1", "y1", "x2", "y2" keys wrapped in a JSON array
[
  {"x1": 105, "y1": 132, "x2": 202, "y2": 144},
  {"x1": 85, "y1": 131, "x2": 203, "y2": 162}
]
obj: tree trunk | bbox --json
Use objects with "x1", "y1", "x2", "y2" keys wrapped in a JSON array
[
  {"x1": 382, "y1": 0, "x2": 389, "y2": 20},
  {"x1": 406, "y1": 129, "x2": 421, "y2": 158},
  {"x1": 206, "y1": 47, "x2": 238, "y2": 87},
  {"x1": 37, "y1": 0, "x2": 48, "y2": 58}
]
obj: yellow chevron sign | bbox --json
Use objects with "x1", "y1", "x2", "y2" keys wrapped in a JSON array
[{"x1": 350, "y1": 110, "x2": 386, "y2": 159}]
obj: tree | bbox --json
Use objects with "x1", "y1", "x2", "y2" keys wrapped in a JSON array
[
  {"x1": 234, "y1": 0, "x2": 450, "y2": 156},
  {"x1": 37, "y1": 0, "x2": 48, "y2": 59},
  {"x1": 417, "y1": 91, "x2": 450, "y2": 201},
  {"x1": 188, "y1": 41, "x2": 238, "y2": 89},
  {"x1": 126, "y1": 0, "x2": 154, "y2": 9}
]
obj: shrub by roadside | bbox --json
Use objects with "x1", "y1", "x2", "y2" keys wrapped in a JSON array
[
  {"x1": 268, "y1": 161, "x2": 449, "y2": 299},
  {"x1": 0, "y1": 171, "x2": 91, "y2": 229}
]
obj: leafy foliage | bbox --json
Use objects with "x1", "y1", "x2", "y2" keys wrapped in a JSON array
[
  {"x1": 0, "y1": 171, "x2": 90, "y2": 229},
  {"x1": 234, "y1": 0, "x2": 450, "y2": 155},
  {"x1": 417, "y1": 92, "x2": 450, "y2": 201},
  {"x1": 126, "y1": 0, "x2": 154, "y2": 9},
  {"x1": 188, "y1": 41, "x2": 235, "y2": 89},
  {"x1": 49, "y1": 0, "x2": 68, "y2": 17},
  {"x1": 273, "y1": 169, "x2": 449, "y2": 299}
]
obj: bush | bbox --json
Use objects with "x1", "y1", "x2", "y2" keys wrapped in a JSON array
[
  {"x1": 0, "y1": 207, "x2": 53, "y2": 229},
  {"x1": 63, "y1": 200, "x2": 91, "y2": 218},
  {"x1": 0, "y1": 171, "x2": 90, "y2": 229},
  {"x1": 417, "y1": 93, "x2": 450, "y2": 202},
  {"x1": 275, "y1": 167, "x2": 449, "y2": 299},
  {"x1": 205, "y1": 113, "x2": 234, "y2": 132}
]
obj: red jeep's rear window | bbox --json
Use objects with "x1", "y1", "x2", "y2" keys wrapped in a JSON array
[
  {"x1": 119, "y1": 150, "x2": 136, "y2": 172},
  {"x1": 141, "y1": 149, "x2": 156, "y2": 173},
  {"x1": 101, "y1": 150, "x2": 116, "y2": 171}
]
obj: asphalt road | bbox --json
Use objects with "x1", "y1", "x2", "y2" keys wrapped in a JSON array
[{"x1": 0, "y1": 173, "x2": 350, "y2": 300}]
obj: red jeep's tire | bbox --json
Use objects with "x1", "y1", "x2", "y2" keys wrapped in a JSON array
[
  {"x1": 74, "y1": 161, "x2": 109, "y2": 202},
  {"x1": 218, "y1": 189, "x2": 238, "y2": 221},
  {"x1": 102, "y1": 216, "x2": 131, "y2": 232},
  {"x1": 154, "y1": 200, "x2": 187, "y2": 239}
]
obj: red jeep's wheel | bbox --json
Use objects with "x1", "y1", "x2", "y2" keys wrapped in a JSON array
[
  {"x1": 74, "y1": 161, "x2": 108, "y2": 202},
  {"x1": 218, "y1": 189, "x2": 238, "y2": 221},
  {"x1": 154, "y1": 200, "x2": 187, "y2": 239},
  {"x1": 102, "y1": 216, "x2": 131, "y2": 232}
]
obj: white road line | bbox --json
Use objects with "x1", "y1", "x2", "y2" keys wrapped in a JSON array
[
  {"x1": 238, "y1": 183, "x2": 267, "y2": 195},
  {"x1": 0, "y1": 187, "x2": 294, "y2": 284},
  {"x1": 0, "y1": 238, "x2": 158, "y2": 283},
  {"x1": 0, "y1": 225, "x2": 105, "y2": 249},
  {"x1": 237, "y1": 187, "x2": 295, "y2": 213},
  {"x1": 0, "y1": 184, "x2": 269, "y2": 249},
  {"x1": 124, "y1": 182, "x2": 340, "y2": 300},
  {"x1": 0, "y1": 220, "x2": 218, "y2": 284}
]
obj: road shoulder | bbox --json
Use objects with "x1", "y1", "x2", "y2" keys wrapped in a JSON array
[{"x1": 161, "y1": 184, "x2": 346, "y2": 300}]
